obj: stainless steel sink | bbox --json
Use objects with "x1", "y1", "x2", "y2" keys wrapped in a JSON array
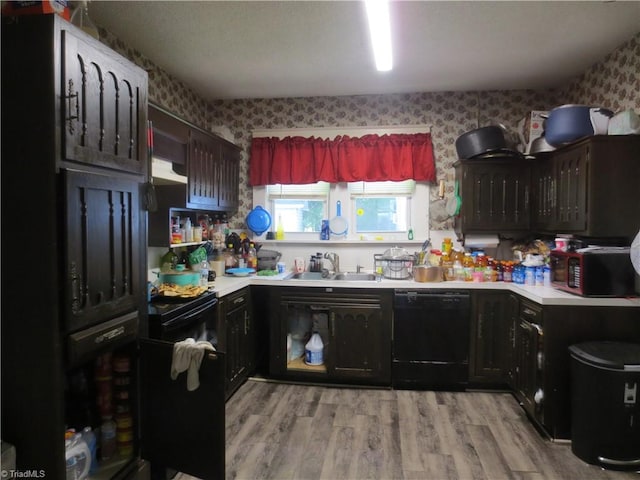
[
  {"x1": 333, "y1": 272, "x2": 377, "y2": 281},
  {"x1": 288, "y1": 271, "x2": 377, "y2": 281},
  {"x1": 289, "y1": 271, "x2": 329, "y2": 280}
]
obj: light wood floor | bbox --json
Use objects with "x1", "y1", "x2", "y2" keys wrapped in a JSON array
[{"x1": 180, "y1": 378, "x2": 639, "y2": 480}]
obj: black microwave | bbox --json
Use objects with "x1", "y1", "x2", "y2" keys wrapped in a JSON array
[{"x1": 549, "y1": 247, "x2": 637, "y2": 297}]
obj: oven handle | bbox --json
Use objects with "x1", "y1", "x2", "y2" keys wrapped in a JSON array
[
  {"x1": 520, "y1": 320, "x2": 543, "y2": 336},
  {"x1": 162, "y1": 298, "x2": 218, "y2": 333}
]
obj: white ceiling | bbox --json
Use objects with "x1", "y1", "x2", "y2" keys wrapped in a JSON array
[{"x1": 89, "y1": 1, "x2": 640, "y2": 100}]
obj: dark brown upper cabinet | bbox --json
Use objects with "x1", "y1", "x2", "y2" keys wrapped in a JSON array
[
  {"x1": 531, "y1": 135, "x2": 640, "y2": 242},
  {"x1": 148, "y1": 104, "x2": 241, "y2": 212},
  {"x1": 62, "y1": 27, "x2": 147, "y2": 174},
  {"x1": 63, "y1": 169, "x2": 143, "y2": 334},
  {"x1": 454, "y1": 157, "x2": 531, "y2": 238},
  {"x1": 456, "y1": 136, "x2": 640, "y2": 243}
]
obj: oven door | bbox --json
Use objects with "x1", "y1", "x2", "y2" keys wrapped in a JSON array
[
  {"x1": 139, "y1": 338, "x2": 225, "y2": 479},
  {"x1": 140, "y1": 295, "x2": 224, "y2": 478},
  {"x1": 155, "y1": 297, "x2": 218, "y2": 343}
]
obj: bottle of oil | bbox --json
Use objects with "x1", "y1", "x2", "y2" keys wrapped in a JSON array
[
  {"x1": 462, "y1": 252, "x2": 475, "y2": 281},
  {"x1": 247, "y1": 243, "x2": 258, "y2": 270},
  {"x1": 440, "y1": 251, "x2": 454, "y2": 281}
]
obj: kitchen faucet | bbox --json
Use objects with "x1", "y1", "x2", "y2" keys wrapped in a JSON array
[{"x1": 324, "y1": 252, "x2": 340, "y2": 273}]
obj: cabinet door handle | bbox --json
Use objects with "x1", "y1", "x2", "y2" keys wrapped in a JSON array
[
  {"x1": 330, "y1": 312, "x2": 335, "y2": 337},
  {"x1": 244, "y1": 311, "x2": 249, "y2": 334},
  {"x1": 69, "y1": 261, "x2": 82, "y2": 314},
  {"x1": 478, "y1": 313, "x2": 483, "y2": 339},
  {"x1": 65, "y1": 79, "x2": 79, "y2": 135}
]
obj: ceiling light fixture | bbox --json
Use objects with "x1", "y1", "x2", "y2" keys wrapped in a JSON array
[{"x1": 364, "y1": 0, "x2": 393, "y2": 72}]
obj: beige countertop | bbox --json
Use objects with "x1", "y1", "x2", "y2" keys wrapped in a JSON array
[{"x1": 211, "y1": 273, "x2": 640, "y2": 308}]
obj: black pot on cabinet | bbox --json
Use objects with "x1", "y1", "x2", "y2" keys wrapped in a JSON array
[{"x1": 455, "y1": 125, "x2": 513, "y2": 159}]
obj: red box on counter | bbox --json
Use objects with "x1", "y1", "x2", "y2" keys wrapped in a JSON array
[{"x1": 2, "y1": 0, "x2": 71, "y2": 20}]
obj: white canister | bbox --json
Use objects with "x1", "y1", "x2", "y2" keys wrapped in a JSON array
[
  {"x1": 210, "y1": 260, "x2": 225, "y2": 278},
  {"x1": 305, "y1": 333, "x2": 324, "y2": 365}
]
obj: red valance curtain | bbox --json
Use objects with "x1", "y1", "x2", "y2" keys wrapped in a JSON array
[{"x1": 250, "y1": 133, "x2": 435, "y2": 186}]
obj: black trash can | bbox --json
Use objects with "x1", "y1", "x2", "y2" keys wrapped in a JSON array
[{"x1": 569, "y1": 341, "x2": 640, "y2": 471}]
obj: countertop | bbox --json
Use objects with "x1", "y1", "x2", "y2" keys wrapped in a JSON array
[{"x1": 210, "y1": 273, "x2": 640, "y2": 307}]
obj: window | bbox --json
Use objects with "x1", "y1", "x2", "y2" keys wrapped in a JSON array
[
  {"x1": 267, "y1": 183, "x2": 329, "y2": 233},
  {"x1": 349, "y1": 180, "x2": 415, "y2": 234},
  {"x1": 261, "y1": 180, "x2": 423, "y2": 238}
]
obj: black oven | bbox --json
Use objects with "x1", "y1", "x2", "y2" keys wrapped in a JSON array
[{"x1": 147, "y1": 291, "x2": 218, "y2": 344}]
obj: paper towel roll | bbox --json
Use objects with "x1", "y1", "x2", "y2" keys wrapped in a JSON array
[{"x1": 463, "y1": 234, "x2": 499, "y2": 249}]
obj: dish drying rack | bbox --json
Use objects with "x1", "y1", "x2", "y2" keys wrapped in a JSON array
[{"x1": 374, "y1": 253, "x2": 416, "y2": 280}]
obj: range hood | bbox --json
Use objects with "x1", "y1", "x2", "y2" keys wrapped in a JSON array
[{"x1": 152, "y1": 157, "x2": 187, "y2": 185}]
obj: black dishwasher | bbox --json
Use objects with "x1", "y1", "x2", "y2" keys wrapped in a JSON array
[{"x1": 393, "y1": 290, "x2": 470, "y2": 390}]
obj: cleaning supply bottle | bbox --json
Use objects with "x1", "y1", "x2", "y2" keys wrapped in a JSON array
[
  {"x1": 81, "y1": 427, "x2": 98, "y2": 474},
  {"x1": 276, "y1": 216, "x2": 284, "y2": 240},
  {"x1": 305, "y1": 333, "x2": 324, "y2": 365}
]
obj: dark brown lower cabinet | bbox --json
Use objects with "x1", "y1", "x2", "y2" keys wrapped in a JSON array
[
  {"x1": 269, "y1": 287, "x2": 392, "y2": 385},
  {"x1": 513, "y1": 301, "x2": 544, "y2": 426},
  {"x1": 468, "y1": 290, "x2": 640, "y2": 441},
  {"x1": 469, "y1": 291, "x2": 512, "y2": 386},
  {"x1": 219, "y1": 288, "x2": 254, "y2": 398},
  {"x1": 540, "y1": 304, "x2": 640, "y2": 440}
]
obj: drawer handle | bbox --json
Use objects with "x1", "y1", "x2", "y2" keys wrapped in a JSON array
[
  {"x1": 233, "y1": 296, "x2": 245, "y2": 305},
  {"x1": 95, "y1": 326, "x2": 125, "y2": 344}
]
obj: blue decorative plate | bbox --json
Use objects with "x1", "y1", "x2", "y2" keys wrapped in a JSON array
[
  {"x1": 246, "y1": 205, "x2": 272, "y2": 236},
  {"x1": 226, "y1": 267, "x2": 255, "y2": 277}
]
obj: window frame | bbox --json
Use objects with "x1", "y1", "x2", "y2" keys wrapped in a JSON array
[{"x1": 252, "y1": 181, "x2": 429, "y2": 241}]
